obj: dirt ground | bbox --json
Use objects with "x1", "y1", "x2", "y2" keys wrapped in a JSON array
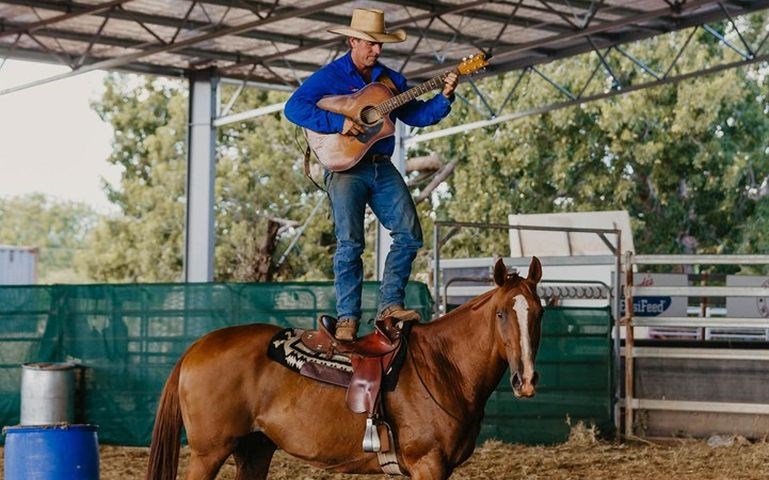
[{"x1": 3, "y1": 425, "x2": 769, "y2": 479}]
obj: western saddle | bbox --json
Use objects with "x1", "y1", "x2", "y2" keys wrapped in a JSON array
[{"x1": 299, "y1": 314, "x2": 411, "y2": 454}]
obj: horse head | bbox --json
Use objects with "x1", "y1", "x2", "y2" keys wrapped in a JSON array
[{"x1": 492, "y1": 256, "x2": 543, "y2": 398}]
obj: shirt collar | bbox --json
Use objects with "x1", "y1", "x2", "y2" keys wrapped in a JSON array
[{"x1": 340, "y1": 50, "x2": 385, "y2": 82}]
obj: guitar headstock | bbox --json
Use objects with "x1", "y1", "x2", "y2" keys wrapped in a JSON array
[{"x1": 457, "y1": 53, "x2": 489, "y2": 76}]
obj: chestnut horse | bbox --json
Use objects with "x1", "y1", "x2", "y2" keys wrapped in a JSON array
[{"x1": 146, "y1": 257, "x2": 543, "y2": 480}]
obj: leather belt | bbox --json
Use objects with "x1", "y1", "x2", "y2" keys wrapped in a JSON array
[{"x1": 362, "y1": 153, "x2": 391, "y2": 163}]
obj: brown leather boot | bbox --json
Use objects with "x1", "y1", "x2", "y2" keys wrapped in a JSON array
[
  {"x1": 335, "y1": 317, "x2": 359, "y2": 341},
  {"x1": 378, "y1": 305, "x2": 421, "y2": 322}
]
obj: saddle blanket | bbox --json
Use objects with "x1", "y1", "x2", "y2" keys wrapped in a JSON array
[{"x1": 267, "y1": 328, "x2": 353, "y2": 387}]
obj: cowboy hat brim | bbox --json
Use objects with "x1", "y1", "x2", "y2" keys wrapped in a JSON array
[{"x1": 328, "y1": 27, "x2": 406, "y2": 43}]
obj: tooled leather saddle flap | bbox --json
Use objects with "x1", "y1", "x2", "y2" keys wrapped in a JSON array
[
  {"x1": 346, "y1": 350, "x2": 398, "y2": 414},
  {"x1": 297, "y1": 316, "x2": 411, "y2": 415}
]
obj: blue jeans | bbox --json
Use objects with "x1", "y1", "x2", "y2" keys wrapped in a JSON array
[{"x1": 325, "y1": 159, "x2": 423, "y2": 320}]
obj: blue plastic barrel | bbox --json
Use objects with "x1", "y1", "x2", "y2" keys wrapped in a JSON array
[{"x1": 3, "y1": 424, "x2": 99, "y2": 480}]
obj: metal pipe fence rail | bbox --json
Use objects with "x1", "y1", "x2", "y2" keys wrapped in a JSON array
[{"x1": 622, "y1": 253, "x2": 769, "y2": 438}]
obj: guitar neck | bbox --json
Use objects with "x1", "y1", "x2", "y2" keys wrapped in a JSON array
[{"x1": 377, "y1": 70, "x2": 456, "y2": 115}]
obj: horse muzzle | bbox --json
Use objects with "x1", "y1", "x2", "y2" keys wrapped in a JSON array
[{"x1": 511, "y1": 371, "x2": 538, "y2": 398}]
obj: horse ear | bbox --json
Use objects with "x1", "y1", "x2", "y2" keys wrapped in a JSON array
[
  {"x1": 493, "y1": 258, "x2": 507, "y2": 286},
  {"x1": 527, "y1": 256, "x2": 542, "y2": 284}
]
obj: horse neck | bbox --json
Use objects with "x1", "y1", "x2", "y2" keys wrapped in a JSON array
[{"x1": 414, "y1": 292, "x2": 507, "y2": 413}]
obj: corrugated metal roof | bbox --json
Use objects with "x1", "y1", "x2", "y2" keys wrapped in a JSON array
[{"x1": 1, "y1": 0, "x2": 768, "y2": 87}]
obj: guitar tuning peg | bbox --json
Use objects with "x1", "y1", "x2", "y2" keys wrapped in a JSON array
[{"x1": 462, "y1": 57, "x2": 467, "y2": 61}]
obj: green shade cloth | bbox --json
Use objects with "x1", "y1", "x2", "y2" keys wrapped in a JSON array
[{"x1": 0, "y1": 283, "x2": 612, "y2": 446}]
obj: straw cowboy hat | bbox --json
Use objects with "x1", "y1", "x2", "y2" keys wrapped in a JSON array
[{"x1": 328, "y1": 8, "x2": 406, "y2": 43}]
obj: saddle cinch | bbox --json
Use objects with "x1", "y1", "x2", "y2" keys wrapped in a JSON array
[{"x1": 299, "y1": 315, "x2": 412, "y2": 454}]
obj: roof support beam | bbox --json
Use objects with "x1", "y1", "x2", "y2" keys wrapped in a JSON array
[
  {"x1": 0, "y1": 0, "x2": 131, "y2": 39},
  {"x1": 0, "y1": 0, "x2": 352, "y2": 95},
  {"x1": 184, "y1": 68, "x2": 218, "y2": 282},
  {"x1": 372, "y1": 0, "x2": 572, "y2": 33},
  {"x1": 217, "y1": 0, "x2": 506, "y2": 75},
  {"x1": 408, "y1": 0, "x2": 769, "y2": 80}
]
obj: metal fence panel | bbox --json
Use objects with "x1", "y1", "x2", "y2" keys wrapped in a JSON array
[{"x1": 480, "y1": 306, "x2": 614, "y2": 444}]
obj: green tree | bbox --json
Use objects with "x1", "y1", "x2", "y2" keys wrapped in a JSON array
[
  {"x1": 77, "y1": 75, "x2": 188, "y2": 282},
  {"x1": 426, "y1": 20, "x2": 769, "y2": 262},
  {"x1": 0, "y1": 193, "x2": 99, "y2": 282},
  {"x1": 78, "y1": 75, "x2": 334, "y2": 282},
  {"x1": 81, "y1": 17, "x2": 769, "y2": 284},
  {"x1": 214, "y1": 86, "x2": 334, "y2": 281}
]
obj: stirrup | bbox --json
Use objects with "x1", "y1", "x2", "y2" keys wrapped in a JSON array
[{"x1": 363, "y1": 417, "x2": 381, "y2": 452}]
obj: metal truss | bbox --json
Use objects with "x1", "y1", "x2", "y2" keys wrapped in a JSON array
[
  {"x1": 215, "y1": 4, "x2": 769, "y2": 150},
  {"x1": 0, "y1": 0, "x2": 351, "y2": 95},
  {"x1": 3, "y1": 0, "x2": 769, "y2": 97},
  {"x1": 405, "y1": 10, "x2": 769, "y2": 148}
]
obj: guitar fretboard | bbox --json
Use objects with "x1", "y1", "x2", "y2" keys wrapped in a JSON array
[{"x1": 376, "y1": 72, "x2": 453, "y2": 115}]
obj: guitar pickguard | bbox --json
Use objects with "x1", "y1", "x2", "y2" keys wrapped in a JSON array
[{"x1": 356, "y1": 122, "x2": 384, "y2": 143}]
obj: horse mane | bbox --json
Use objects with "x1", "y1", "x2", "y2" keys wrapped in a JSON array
[{"x1": 442, "y1": 272, "x2": 524, "y2": 317}]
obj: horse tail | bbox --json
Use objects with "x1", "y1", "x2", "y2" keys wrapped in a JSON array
[{"x1": 146, "y1": 358, "x2": 184, "y2": 480}]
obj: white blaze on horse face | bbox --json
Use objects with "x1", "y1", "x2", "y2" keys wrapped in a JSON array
[{"x1": 513, "y1": 294, "x2": 534, "y2": 380}]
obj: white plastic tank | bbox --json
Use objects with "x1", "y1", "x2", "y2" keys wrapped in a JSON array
[{"x1": 0, "y1": 245, "x2": 39, "y2": 285}]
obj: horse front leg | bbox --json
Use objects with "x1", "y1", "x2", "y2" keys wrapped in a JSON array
[{"x1": 407, "y1": 450, "x2": 452, "y2": 480}]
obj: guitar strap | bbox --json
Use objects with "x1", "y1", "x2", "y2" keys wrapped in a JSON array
[
  {"x1": 303, "y1": 72, "x2": 401, "y2": 192},
  {"x1": 303, "y1": 141, "x2": 325, "y2": 192}
]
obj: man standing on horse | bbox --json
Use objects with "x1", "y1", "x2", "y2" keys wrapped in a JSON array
[{"x1": 285, "y1": 8, "x2": 458, "y2": 341}]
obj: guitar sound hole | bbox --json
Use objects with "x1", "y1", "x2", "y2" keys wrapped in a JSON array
[{"x1": 360, "y1": 106, "x2": 382, "y2": 126}]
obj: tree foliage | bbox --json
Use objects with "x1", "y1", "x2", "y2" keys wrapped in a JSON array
[
  {"x1": 80, "y1": 18, "x2": 769, "y2": 283},
  {"x1": 0, "y1": 193, "x2": 98, "y2": 282},
  {"x1": 77, "y1": 76, "x2": 188, "y2": 282},
  {"x1": 78, "y1": 75, "x2": 334, "y2": 282},
  {"x1": 426, "y1": 21, "x2": 769, "y2": 262}
]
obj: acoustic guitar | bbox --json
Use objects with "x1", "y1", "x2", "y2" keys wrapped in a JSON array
[{"x1": 304, "y1": 53, "x2": 489, "y2": 172}]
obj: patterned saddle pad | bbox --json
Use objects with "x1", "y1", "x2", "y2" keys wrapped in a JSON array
[{"x1": 267, "y1": 328, "x2": 353, "y2": 387}]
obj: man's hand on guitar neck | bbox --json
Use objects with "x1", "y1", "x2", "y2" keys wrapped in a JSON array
[
  {"x1": 342, "y1": 118, "x2": 366, "y2": 136},
  {"x1": 442, "y1": 72, "x2": 458, "y2": 99}
]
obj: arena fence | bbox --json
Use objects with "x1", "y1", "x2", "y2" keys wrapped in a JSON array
[
  {"x1": 622, "y1": 254, "x2": 769, "y2": 438},
  {"x1": 0, "y1": 282, "x2": 613, "y2": 446}
]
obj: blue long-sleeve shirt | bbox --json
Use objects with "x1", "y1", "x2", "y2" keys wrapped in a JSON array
[{"x1": 284, "y1": 51, "x2": 453, "y2": 156}]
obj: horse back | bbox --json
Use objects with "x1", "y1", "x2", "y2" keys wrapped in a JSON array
[
  {"x1": 184, "y1": 323, "x2": 281, "y2": 360},
  {"x1": 177, "y1": 323, "x2": 283, "y2": 437}
]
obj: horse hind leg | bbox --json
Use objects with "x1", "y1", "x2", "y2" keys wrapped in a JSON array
[
  {"x1": 233, "y1": 432, "x2": 277, "y2": 480},
  {"x1": 184, "y1": 444, "x2": 234, "y2": 480}
]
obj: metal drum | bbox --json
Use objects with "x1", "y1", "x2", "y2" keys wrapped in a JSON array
[
  {"x1": 3, "y1": 424, "x2": 99, "y2": 480},
  {"x1": 20, "y1": 362, "x2": 76, "y2": 425}
]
